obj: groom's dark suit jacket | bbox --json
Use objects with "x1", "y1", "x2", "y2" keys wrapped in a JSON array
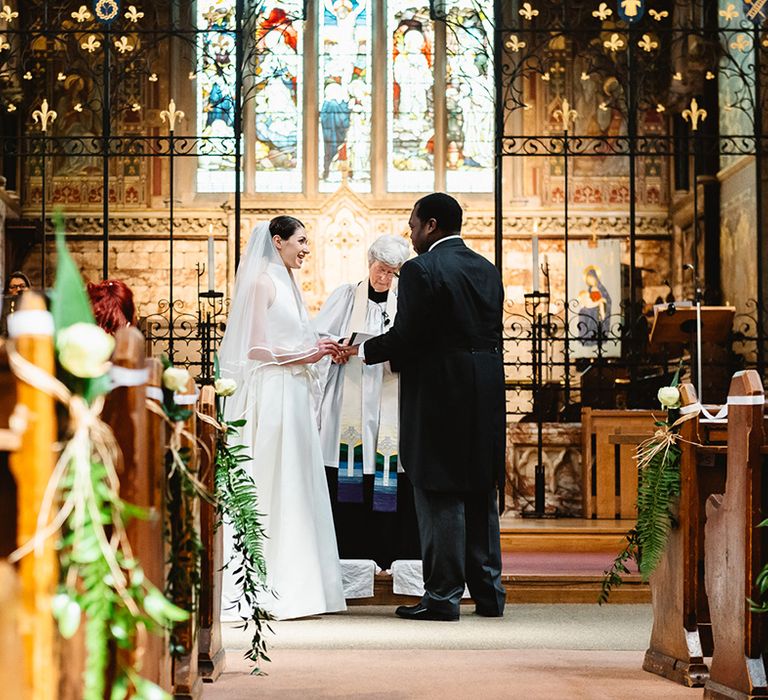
[{"x1": 364, "y1": 237, "x2": 506, "y2": 493}]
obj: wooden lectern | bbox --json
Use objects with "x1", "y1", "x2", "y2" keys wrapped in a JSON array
[
  {"x1": 649, "y1": 306, "x2": 735, "y2": 347},
  {"x1": 649, "y1": 304, "x2": 735, "y2": 401}
]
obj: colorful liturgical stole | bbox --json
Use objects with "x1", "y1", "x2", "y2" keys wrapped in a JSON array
[{"x1": 337, "y1": 281, "x2": 399, "y2": 511}]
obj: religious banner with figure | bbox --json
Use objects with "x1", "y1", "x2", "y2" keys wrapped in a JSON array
[{"x1": 567, "y1": 239, "x2": 622, "y2": 359}]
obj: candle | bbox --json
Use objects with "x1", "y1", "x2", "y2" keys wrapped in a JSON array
[
  {"x1": 532, "y1": 234, "x2": 539, "y2": 292},
  {"x1": 207, "y1": 224, "x2": 215, "y2": 291}
]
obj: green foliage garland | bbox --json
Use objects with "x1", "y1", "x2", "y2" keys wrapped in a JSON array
[
  {"x1": 159, "y1": 358, "x2": 206, "y2": 658},
  {"x1": 214, "y1": 391, "x2": 273, "y2": 672},
  {"x1": 600, "y1": 367, "x2": 685, "y2": 603},
  {"x1": 12, "y1": 212, "x2": 189, "y2": 700}
]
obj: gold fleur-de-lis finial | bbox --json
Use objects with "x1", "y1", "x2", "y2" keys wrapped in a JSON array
[
  {"x1": 553, "y1": 97, "x2": 578, "y2": 132},
  {"x1": 730, "y1": 34, "x2": 751, "y2": 52},
  {"x1": 593, "y1": 3, "x2": 612, "y2": 20},
  {"x1": 114, "y1": 36, "x2": 134, "y2": 54},
  {"x1": 125, "y1": 5, "x2": 144, "y2": 22},
  {"x1": 719, "y1": 3, "x2": 738, "y2": 21},
  {"x1": 160, "y1": 99, "x2": 185, "y2": 132},
  {"x1": 32, "y1": 99, "x2": 57, "y2": 132},
  {"x1": 649, "y1": 9, "x2": 668, "y2": 21},
  {"x1": 604, "y1": 33, "x2": 625, "y2": 52},
  {"x1": 71, "y1": 5, "x2": 92, "y2": 22},
  {"x1": 682, "y1": 98, "x2": 707, "y2": 131},
  {"x1": 519, "y1": 2, "x2": 539, "y2": 20},
  {"x1": 0, "y1": 5, "x2": 19, "y2": 22},
  {"x1": 81, "y1": 35, "x2": 101, "y2": 53},
  {"x1": 621, "y1": 0, "x2": 641, "y2": 17},
  {"x1": 505, "y1": 35, "x2": 526, "y2": 52},
  {"x1": 580, "y1": 71, "x2": 591, "y2": 81},
  {"x1": 638, "y1": 34, "x2": 658, "y2": 52},
  {"x1": 656, "y1": 103, "x2": 666, "y2": 113}
]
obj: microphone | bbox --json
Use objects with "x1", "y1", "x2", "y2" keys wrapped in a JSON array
[{"x1": 662, "y1": 279, "x2": 675, "y2": 316}]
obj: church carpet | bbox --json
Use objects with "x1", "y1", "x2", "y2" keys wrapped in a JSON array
[{"x1": 202, "y1": 605, "x2": 700, "y2": 699}]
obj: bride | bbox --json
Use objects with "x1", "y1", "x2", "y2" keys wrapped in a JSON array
[{"x1": 218, "y1": 216, "x2": 347, "y2": 620}]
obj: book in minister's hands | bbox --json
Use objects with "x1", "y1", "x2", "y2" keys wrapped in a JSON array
[{"x1": 345, "y1": 332, "x2": 375, "y2": 346}]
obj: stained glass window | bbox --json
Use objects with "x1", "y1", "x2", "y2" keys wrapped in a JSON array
[
  {"x1": 387, "y1": 1, "x2": 435, "y2": 192},
  {"x1": 318, "y1": 0, "x2": 372, "y2": 193},
  {"x1": 254, "y1": 2, "x2": 304, "y2": 192},
  {"x1": 196, "y1": 0, "x2": 237, "y2": 192},
  {"x1": 444, "y1": 2, "x2": 494, "y2": 192}
]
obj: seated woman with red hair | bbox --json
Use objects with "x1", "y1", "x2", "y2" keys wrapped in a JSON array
[{"x1": 87, "y1": 279, "x2": 136, "y2": 335}]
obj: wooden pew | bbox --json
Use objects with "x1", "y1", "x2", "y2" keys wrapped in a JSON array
[
  {"x1": 103, "y1": 328, "x2": 171, "y2": 693},
  {"x1": 0, "y1": 339, "x2": 27, "y2": 700},
  {"x1": 170, "y1": 376, "x2": 204, "y2": 700},
  {"x1": 703, "y1": 370, "x2": 768, "y2": 700},
  {"x1": 643, "y1": 383, "x2": 727, "y2": 686},
  {"x1": 145, "y1": 357, "x2": 173, "y2": 691},
  {"x1": 1, "y1": 292, "x2": 59, "y2": 700},
  {"x1": 581, "y1": 408, "x2": 655, "y2": 518},
  {"x1": 197, "y1": 384, "x2": 226, "y2": 682}
]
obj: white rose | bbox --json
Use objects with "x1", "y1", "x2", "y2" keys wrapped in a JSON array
[
  {"x1": 657, "y1": 386, "x2": 681, "y2": 409},
  {"x1": 57, "y1": 323, "x2": 115, "y2": 378},
  {"x1": 163, "y1": 366, "x2": 191, "y2": 393},
  {"x1": 214, "y1": 378, "x2": 237, "y2": 397}
]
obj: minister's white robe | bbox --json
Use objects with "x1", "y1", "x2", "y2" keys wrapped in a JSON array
[{"x1": 314, "y1": 281, "x2": 398, "y2": 474}]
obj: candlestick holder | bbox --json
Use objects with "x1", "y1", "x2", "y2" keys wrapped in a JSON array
[
  {"x1": 521, "y1": 289, "x2": 558, "y2": 519},
  {"x1": 197, "y1": 262, "x2": 226, "y2": 384}
]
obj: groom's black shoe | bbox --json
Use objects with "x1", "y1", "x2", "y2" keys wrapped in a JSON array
[{"x1": 395, "y1": 602, "x2": 459, "y2": 621}]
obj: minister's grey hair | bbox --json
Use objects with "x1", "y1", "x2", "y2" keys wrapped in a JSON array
[{"x1": 367, "y1": 235, "x2": 410, "y2": 268}]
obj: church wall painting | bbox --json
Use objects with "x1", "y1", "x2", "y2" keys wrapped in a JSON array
[
  {"x1": 318, "y1": 0, "x2": 372, "y2": 193},
  {"x1": 566, "y1": 239, "x2": 622, "y2": 359}
]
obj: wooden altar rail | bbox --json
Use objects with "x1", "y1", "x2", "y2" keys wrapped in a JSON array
[
  {"x1": 643, "y1": 383, "x2": 728, "y2": 687},
  {"x1": 0, "y1": 293, "x2": 58, "y2": 700},
  {"x1": 703, "y1": 370, "x2": 768, "y2": 700},
  {"x1": 581, "y1": 408, "x2": 655, "y2": 519}
]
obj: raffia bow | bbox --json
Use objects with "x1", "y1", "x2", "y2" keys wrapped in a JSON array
[
  {"x1": 5, "y1": 343, "x2": 147, "y2": 655},
  {"x1": 145, "y1": 399, "x2": 215, "y2": 503}
]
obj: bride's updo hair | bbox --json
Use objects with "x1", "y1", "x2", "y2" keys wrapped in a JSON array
[{"x1": 269, "y1": 215, "x2": 305, "y2": 240}]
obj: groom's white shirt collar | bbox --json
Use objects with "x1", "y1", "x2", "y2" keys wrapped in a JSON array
[{"x1": 428, "y1": 235, "x2": 462, "y2": 252}]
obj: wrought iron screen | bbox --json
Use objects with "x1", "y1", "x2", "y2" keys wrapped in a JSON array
[{"x1": 494, "y1": 0, "x2": 767, "y2": 418}]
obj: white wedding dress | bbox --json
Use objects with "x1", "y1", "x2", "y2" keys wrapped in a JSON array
[{"x1": 220, "y1": 230, "x2": 346, "y2": 621}]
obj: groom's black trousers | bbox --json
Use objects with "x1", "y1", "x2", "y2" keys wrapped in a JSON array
[{"x1": 412, "y1": 486, "x2": 506, "y2": 616}]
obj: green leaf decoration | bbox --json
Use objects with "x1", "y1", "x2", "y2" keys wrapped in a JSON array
[
  {"x1": 214, "y1": 405, "x2": 272, "y2": 671},
  {"x1": 50, "y1": 208, "x2": 95, "y2": 332}
]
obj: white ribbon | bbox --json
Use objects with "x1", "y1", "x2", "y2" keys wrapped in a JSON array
[
  {"x1": 173, "y1": 387, "x2": 200, "y2": 406},
  {"x1": 145, "y1": 387, "x2": 163, "y2": 401},
  {"x1": 7, "y1": 310, "x2": 54, "y2": 338},
  {"x1": 679, "y1": 394, "x2": 766, "y2": 423},
  {"x1": 109, "y1": 365, "x2": 150, "y2": 388}
]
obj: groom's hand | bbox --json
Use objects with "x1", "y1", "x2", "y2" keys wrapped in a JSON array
[{"x1": 334, "y1": 343, "x2": 359, "y2": 365}]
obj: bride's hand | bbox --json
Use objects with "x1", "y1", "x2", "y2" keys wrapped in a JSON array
[{"x1": 302, "y1": 339, "x2": 341, "y2": 364}]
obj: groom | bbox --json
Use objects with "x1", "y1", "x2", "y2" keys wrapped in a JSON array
[{"x1": 351, "y1": 192, "x2": 506, "y2": 621}]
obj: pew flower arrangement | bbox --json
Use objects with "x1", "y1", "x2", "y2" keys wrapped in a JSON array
[
  {"x1": 9, "y1": 214, "x2": 187, "y2": 700},
  {"x1": 156, "y1": 358, "x2": 208, "y2": 658},
  {"x1": 212, "y1": 366, "x2": 272, "y2": 672},
  {"x1": 600, "y1": 367, "x2": 685, "y2": 604}
]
